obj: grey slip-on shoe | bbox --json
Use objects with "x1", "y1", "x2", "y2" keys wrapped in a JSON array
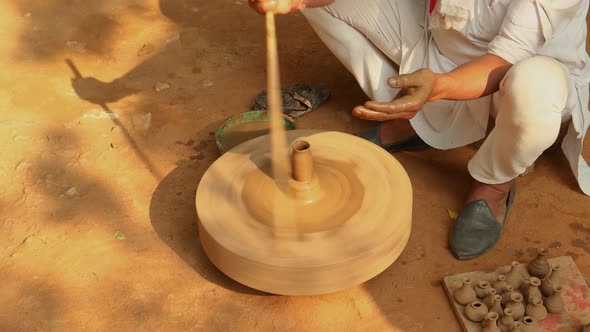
[{"x1": 450, "y1": 184, "x2": 516, "y2": 260}]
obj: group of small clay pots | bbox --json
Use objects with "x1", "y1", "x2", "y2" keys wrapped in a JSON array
[{"x1": 453, "y1": 248, "x2": 566, "y2": 332}]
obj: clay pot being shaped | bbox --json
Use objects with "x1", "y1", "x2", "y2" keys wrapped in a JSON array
[
  {"x1": 528, "y1": 248, "x2": 551, "y2": 279},
  {"x1": 464, "y1": 301, "x2": 489, "y2": 323},
  {"x1": 481, "y1": 311, "x2": 501, "y2": 332},
  {"x1": 541, "y1": 263, "x2": 562, "y2": 297},
  {"x1": 493, "y1": 274, "x2": 508, "y2": 293},
  {"x1": 454, "y1": 277, "x2": 477, "y2": 306},
  {"x1": 526, "y1": 277, "x2": 543, "y2": 304},
  {"x1": 506, "y1": 293, "x2": 525, "y2": 320},
  {"x1": 489, "y1": 295, "x2": 504, "y2": 317},
  {"x1": 545, "y1": 285, "x2": 564, "y2": 314},
  {"x1": 521, "y1": 316, "x2": 539, "y2": 332},
  {"x1": 498, "y1": 308, "x2": 515, "y2": 332},
  {"x1": 476, "y1": 280, "x2": 493, "y2": 299},
  {"x1": 483, "y1": 288, "x2": 498, "y2": 307},
  {"x1": 506, "y1": 261, "x2": 526, "y2": 289},
  {"x1": 525, "y1": 298, "x2": 547, "y2": 321}
]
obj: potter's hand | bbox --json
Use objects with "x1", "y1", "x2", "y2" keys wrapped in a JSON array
[
  {"x1": 248, "y1": 0, "x2": 304, "y2": 14},
  {"x1": 353, "y1": 69, "x2": 436, "y2": 121}
]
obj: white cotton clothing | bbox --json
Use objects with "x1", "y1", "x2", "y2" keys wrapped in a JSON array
[
  {"x1": 301, "y1": 0, "x2": 590, "y2": 195},
  {"x1": 430, "y1": 0, "x2": 473, "y2": 31},
  {"x1": 468, "y1": 56, "x2": 571, "y2": 183}
]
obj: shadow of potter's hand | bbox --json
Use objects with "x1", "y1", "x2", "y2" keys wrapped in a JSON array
[{"x1": 72, "y1": 76, "x2": 138, "y2": 104}]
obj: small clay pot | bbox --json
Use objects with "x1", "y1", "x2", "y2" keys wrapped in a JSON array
[
  {"x1": 521, "y1": 316, "x2": 539, "y2": 332},
  {"x1": 481, "y1": 311, "x2": 501, "y2": 332},
  {"x1": 516, "y1": 261, "x2": 531, "y2": 279},
  {"x1": 464, "y1": 301, "x2": 489, "y2": 323},
  {"x1": 525, "y1": 298, "x2": 547, "y2": 321},
  {"x1": 510, "y1": 321, "x2": 524, "y2": 332},
  {"x1": 520, "y1": 277, "x2": 531, "y2": 297},
  {"x1": 489, "y1": 295, "x2": 504, "y2": 317},
  {"x1": 483, "y1": 288, "x2": 498, "y2": 307},
  {"x1": 541, "y1": 263, "x2": 562, "y2": 297},
  {"x1": 498, "y1": 308, "x2": 515, "y2": 332},
  {"x1": 528, "y1": 248, "x2": 551, "y2": 279},
  {"x1": 493, "y1": 274, "x2": 508, "y2": 293},
  {"x1": 476, "y1": 280, "x2": 492, "y2": 299},
  {"x1": 545, "y1": 285, "x2": 564, "y2": 314},
  {"x1": 506, "y1": 293, "x2": 525, "y2": 320},
  {"x1": 454, "y1": 277, "x2": 477, "y2": 306},
  {"x1": 506, "y1": 261, "x2": 525, "y2": 289},
  {"x1": 526, "y1": 277, "x2": 543, "y2": 304},
  {"x1": 502, "y1": 285, "x2": 521, "y2": 305}
]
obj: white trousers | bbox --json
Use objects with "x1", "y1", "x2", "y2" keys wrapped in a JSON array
[{"x1": 302, "y1": 3, "x2": 571, "y2": 184}]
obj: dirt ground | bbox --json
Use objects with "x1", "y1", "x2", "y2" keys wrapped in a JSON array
[{"x1": 1, "y1": 1, "x2": 590, "y2": 331}]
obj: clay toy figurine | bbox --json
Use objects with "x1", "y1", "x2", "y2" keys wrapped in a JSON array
[
  {"x1": 498, "y1": 308, "x2": 515, "y2": 332},
  {"x1": 545, "y1": 285, "x2": 564, "y2": 314},
  {"x1": 493, "y1": 274, "x2": 508, "y2": 293},
  {"x1": 525, "y1": 298, "x2": 547, "y2": 321},
  {"x1": 476, "y1": 280, "x2": 492, "y2": 299},
  {"x1": 506, "y1": 293, "x2": 525, "y2": 320},
  {"x1": 521, "y1": 316, "x2": 539, "y2": 332},
  {"x1": 454, "y1": 277, "x2": 477, "y2": 306},
  {"x1": 482, "y1": 311, "x2": 501, "y2": 332},
  {"x1": 541, "y1": 263, "x2": 562, "y2": 297},
  {"x1": 528, "y1": 248, "x2": 551, "y2": 279},
  {"x1": 464, "y1": 301, "x2": 489, "y2": 323}
]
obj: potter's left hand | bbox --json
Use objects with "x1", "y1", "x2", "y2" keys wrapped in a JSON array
[{"x1": 353, "y1": 69, "x2": 436, "y2": 121}]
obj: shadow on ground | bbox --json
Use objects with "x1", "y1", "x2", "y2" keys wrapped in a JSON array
[
  {"x1": 148, "y1": 117, "x2": 269, "y2": 295},
  {"x1": 13, "y1": 0, "x2": 148, "y2": 61}
]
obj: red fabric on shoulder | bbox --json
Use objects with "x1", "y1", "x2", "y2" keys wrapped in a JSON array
[{"x1": 429, "y1": 0, "x2": 437, "y2": 13}]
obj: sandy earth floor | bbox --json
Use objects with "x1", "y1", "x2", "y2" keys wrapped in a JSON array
[{"x1": 1, "y1": 1, "x2": 590, "y2": 331}]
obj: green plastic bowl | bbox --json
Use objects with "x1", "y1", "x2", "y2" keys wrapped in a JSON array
[{"x1": 216, "y1": 110, "x2": 296, "y2": 154}]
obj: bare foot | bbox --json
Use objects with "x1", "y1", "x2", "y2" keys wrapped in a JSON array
[
  {"x1": 379, "y1": 119, "x2": 416, "y2": 145},
  {"x1": 464, "y1": 179, "x2": 515, "y2": 223}
]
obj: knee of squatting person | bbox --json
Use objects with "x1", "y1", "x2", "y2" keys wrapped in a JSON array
[{"x1": 468, "y1": 56, "x2": 570, "y2": 187}]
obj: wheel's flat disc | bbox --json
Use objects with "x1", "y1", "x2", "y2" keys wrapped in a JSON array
[{"x1": 196, "y1": 130, "x2": 412, "y2": 295}]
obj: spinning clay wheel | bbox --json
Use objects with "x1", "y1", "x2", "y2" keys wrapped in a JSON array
[{"x1": 196, "y1": 130, "x2": 412, "y2": 295}]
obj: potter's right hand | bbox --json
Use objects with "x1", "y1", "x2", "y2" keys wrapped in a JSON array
[
  {"x1": 248, "y1": 0, "x2": 304, "y2": 14},
  {"x1": 353, "y1": 69, "x2": 436, "y2": 121}
]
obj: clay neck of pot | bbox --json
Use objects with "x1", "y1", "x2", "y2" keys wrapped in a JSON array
[
  {"x1": 536, "y1": 247, "x2": 548, "y2": 257},
  {"x1": 529, "y1": 277, "x2": 541, "y2": 287},
  {"x1": 289, "y1": 141, "x2": 321, "y2": 203},
  {"x1": 522, "y1": 316, "x2": 536, "y2": 326},
  {"x1": 288, "y1": 141, "x2": 321, "y2": 202},
  {"x1": 291, "y1": 141, "x2": 314, "y2": 182}
]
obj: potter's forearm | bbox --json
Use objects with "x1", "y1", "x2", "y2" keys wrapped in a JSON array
[
  {"x1": 303, "y1": 0, "x2": 335, "y2": 7},
  {"x1": 430, "y1": 53, "x2": 512, "y2": 102}
]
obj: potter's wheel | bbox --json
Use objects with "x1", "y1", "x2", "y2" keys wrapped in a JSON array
[{"x1": 196, "y1": 130, "x2": 412, "y2": 295}]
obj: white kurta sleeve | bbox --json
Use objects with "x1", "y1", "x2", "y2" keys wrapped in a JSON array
[{"x1": 487, "y1": 0, "x2": 544, "y2": 64}]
